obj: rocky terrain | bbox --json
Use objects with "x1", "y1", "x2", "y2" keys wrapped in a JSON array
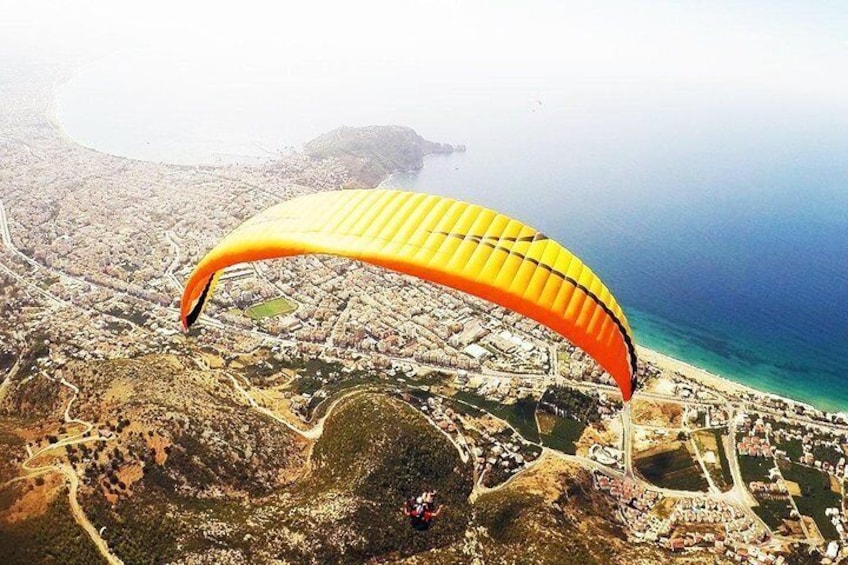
[
  {"x1": 305, "y1": 125, "x2": 464, "y2": 187},
  {"x1": 2, "y1": 354, "x2": 736, "y2": 564}
]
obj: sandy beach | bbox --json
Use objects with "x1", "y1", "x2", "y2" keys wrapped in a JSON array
[
  {"x1": 638, "y1": 345, "x2": 755, "y2": 395},
  {"x1": 636, "y1": 345, "x2": 830, "y2": 416}
]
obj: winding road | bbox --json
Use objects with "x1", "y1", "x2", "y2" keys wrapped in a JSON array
[{"x1": 4, "y1": 374, "x2": 123, "y2": 565}]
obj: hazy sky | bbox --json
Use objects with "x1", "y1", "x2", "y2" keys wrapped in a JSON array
[
  {"x1": 4, "y1": 0, "x2": 847, "y2": 103},
  {"x1": 4, "y1": 1, "x2": 847, "y2": 158}
]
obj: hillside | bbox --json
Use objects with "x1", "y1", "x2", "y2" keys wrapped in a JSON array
[
  {"x1": 256, "y1": 394, "x2": 474, "y2": 564},
  {"x1": 0, "y1": 353, "x2": 310, "y2": 564},
  {"x1": 304, "y1": 125, "x2": 464, "y2": 186},
  {"x1": 0, "y1": 357, "x2": 475, "y2": 564},
  {"x1": 1, "y1": 358, "x2": 725, "y2": 564},
  {"x1": 468, "y1": 456, "x2": 735, "y2": 565}
]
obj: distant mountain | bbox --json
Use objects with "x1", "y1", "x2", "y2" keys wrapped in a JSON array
[{"x1": 304, "y1": 125, "x2": 465, "y2": 187}]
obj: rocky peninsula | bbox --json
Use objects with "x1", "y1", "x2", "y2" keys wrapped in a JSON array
[{"x1": 305, "y1": 125, "x2": 465, "y2": 187}]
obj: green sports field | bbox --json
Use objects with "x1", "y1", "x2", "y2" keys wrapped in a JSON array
[{"x1": 244, "y1": 297, "x2": 297, "y2": 320}]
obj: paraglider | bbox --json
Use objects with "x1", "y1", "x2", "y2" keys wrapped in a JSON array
[
  {"x1": 402, "y1": 490, "x2": 442, "y2": 531},
  {"x1": 180, "y1": 189, "x2": 638, "y2": 400}
]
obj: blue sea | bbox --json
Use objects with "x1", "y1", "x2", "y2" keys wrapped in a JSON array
[
  {"x1": 384, "y1": 119, "x2": 848, "y2": 412},
  {"x1": 57, "y1": 46, "x2": 848, "y2": 412}
]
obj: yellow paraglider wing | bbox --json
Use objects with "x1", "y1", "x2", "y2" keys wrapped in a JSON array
[{"x1": 180, "y1": 189, "x2": 637, "y2": 400}]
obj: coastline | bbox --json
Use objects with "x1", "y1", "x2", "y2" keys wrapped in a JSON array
[
  {"x1": 53, "y1": 85, "x2": 842, "y2": 419},
  {"x1": 386, "y1": 166, "x2": 831, "y2": 413},
  {"x1": 638, "y1": 346, "x2": 758, "y2": 399},
  {"x1": 630, "y1": 308, "x2": 845, "y2": 414},
  {"x1": 55, "y1": 59, "x2": 275, "y2": 167},
  {"x1": 635, "y1": 346, "x2": 843, "y2": 420}
]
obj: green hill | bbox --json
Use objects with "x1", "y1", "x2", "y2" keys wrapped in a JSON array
[{"x1": 271, "y1": 394, "x2": 474, "y2": 563}]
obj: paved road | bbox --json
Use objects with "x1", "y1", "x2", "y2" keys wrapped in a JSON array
[
  {"x1": 0, "y1": 199, "x2": 68, "y2": 306},
  {"x1": 0, "y1": 356, "x2": 20, "y2": 404},
  {"x1": 0, "y1": 260, "x2": 66, "y2": 306},
  {"x1": 0, "y1": 201, "x2": 12, "y2": 246},
  {"x1": 163, "y1": 230, "x2": 182, "y2": 290},
  {"x1": 622, "y1": 403, "x2": 634, "y2": 478}
]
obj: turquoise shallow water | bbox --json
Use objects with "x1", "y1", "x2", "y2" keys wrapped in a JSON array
[{"x1": 628, "y1": 309, "x2": 841, "y2": 411}]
